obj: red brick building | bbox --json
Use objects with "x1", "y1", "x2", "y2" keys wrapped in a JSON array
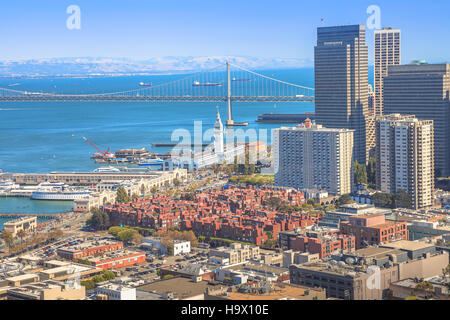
[
  {"x1": 89, "y1": 251, "x2": 146, "y2": 270},
  {"x1": 340, "y1": 214, "x2": 408, "y2": 249},
  {"x1": 57, "y1": 240, "x2": 124, "y2": 260}
]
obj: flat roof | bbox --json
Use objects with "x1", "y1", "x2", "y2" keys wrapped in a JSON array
[
  {"x1": 6, "y1": 273, "x2": 39, "y2": 282},
  {"x1": 138, "y1": 277, "x2": 223, "y2": 299},
  {"x1": 224, "y1": 283, "x2": 324, "y2": 300},
  {"x1": 381, "y1": 240, "x2": 435, "y2": 251}
]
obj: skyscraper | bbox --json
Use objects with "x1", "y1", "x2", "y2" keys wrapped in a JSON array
[
  {"x1": 383, "y1": 63, "x2": 450, "y2": 177},
  {"x1": 273, "y1": 119, "x2": 354, "y2": 196},
  {"x1": 315, "y1": 25, "x2": 369, "y2": 164},
  {"x1": 376, "y1": 114, "x2": 434, "y2": 209},
  {"x1": 374, "y1": 27, "x2": 401, "y2": 116}
]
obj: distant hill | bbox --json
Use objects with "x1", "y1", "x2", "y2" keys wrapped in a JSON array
[{"x1": 0, "y1": 56, "x2": 313, "y2": 78}]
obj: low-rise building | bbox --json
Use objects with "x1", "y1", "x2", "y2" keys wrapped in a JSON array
[
  {"x1": 209, "y1": 243, "x2": 260, "y2": 265},
  {"x1": 57, "y1": 240, "x2": 124, "y2": 260},
  {"x1": 7, "y1": 280, "x2": 85, "y2": 300},
  {"x1": 340, "y1": 214, "x2": 408, "y2": 249},
  {"x1": 205, "y1": 281, "x2": 327, "y2": 300},
  {"x1": 88, "y1": 250, "x2": 146, "y2": 270},
  {"x1": 3, "y1": 216, "x2": 37, "y2": 238},
  {"x1": 290, "y1": 241, "x2": 449, "y2": 300},
  {"x1": 96, "y1": 283, "x2": 136, "y2": 300}
]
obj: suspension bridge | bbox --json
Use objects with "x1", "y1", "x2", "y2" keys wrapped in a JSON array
[{"x1": 0, "y1": 62, "x2": 314, "y2": 125}]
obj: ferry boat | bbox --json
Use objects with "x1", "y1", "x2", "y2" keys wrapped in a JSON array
[
  {"x1": 30, "y1": 180, "x2": 90, "y2": 201},
  {"x1": 232, "y1": 78, "x2": 252, "y2": 82},
  {"x1": 31, "y1": 189, "x2": 91, "y2": 201},
  {"x1": 139, "y1": 82, "x2": 153, "y2": 87},
  {"x1": 0, "y1": 179, "x2": 20, "y2": 191},
  {"x1": 93, "y1": 166, "x2": 121, "y2": 173},
  {"x1": 193, "y1": 81, "x2": 222, "y2": 87},
  {"x1": 138, "y1": 157, "x2": 165, "y2": 166}
]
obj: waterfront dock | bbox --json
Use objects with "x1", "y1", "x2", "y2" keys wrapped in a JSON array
[{"x1": 0, "y1": 213, "x2": 63, "y2": 220}]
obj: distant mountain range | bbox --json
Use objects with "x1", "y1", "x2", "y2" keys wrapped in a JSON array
[{"x1": 0, "y1": 56, "x2": 313, "y2": 77}]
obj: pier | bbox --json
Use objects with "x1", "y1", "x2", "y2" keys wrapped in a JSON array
[{"x1": 0, "y1": 213, "x2": 63, "y2": 220}]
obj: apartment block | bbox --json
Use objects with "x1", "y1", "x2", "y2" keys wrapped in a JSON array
[
  {"x1": 273, "y1": 119, "x2": 354, "y2": 196},
  {"x1": 376, "y1": 114, "x2": 435, "y2": 209},
  {"x1": 374, "y1": 27, "x2": 401, "y2": 116}
]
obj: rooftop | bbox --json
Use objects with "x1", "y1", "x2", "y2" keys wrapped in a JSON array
[
  {"x1": 137, "y1": 276, "x2": 224, "y2": 300},
  {"x1": 381, "y1": 240, "x2": 435, "y2": 252}
]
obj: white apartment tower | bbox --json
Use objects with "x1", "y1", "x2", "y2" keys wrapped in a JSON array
[
  {"x1": 374, "y1": 27, "x2": 401, "y2": 116},
  {"x1": 273, "y1": 119, "x2": 354, "y2": 196},
  {"x1": 376, "y1": 114, "x2": 434, "y2": 209}
]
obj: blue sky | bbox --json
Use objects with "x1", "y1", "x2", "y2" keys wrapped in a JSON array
[{"x1": 1, "y1": 0, "x2": 449, "y2": 65}]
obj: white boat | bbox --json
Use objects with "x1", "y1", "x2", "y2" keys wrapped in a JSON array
[
  {"x1": 93, "y1": 166, "x2": 121, "y2": 173},
  {"x1": 31, "y1": 188, "x2": 91, "y2": 201},
  {"x1": 138, "y1": 157, "x2": 164, "y2": 166},
  {"x1": 0, "y1": 179, "x2": 20, "y2": 191}
]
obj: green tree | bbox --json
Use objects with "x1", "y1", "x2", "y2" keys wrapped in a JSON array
[
  {"x1": 394, "y1": 190, "x2": 411, "y2": 209},
  {"x1": 16, "y1": 229, "x2": 27, "y2": 243},
  {"x1": 117, "y1": 229, "x2": 138, "y2": 244},
  {"x1": 1, "y1": 230, "x2": 14, "y2": 251},
  {"x1": 103, "y1": 270, "x2": 116, "y2": 281},
  {"x1": 336, "y1": 194, "x2": 353, "y2": 207},
  {"x1": 131, "y1": 193, "x2": 140, "y2": 200},
  {"x1": 116, "y1": 186, "x2": 131, "y2": 203},
  {"x1": 354, "y1": 161, "x2": 368, "y2": 185},
  {"x1": 81, "y1": 280, "x2": 96, "y2": 290},
  {"x1": 367, "y1": 157, "x2": 376, "y2": 188},
  {"x1": 87, "y1": 208, "x2": 110, "y2": 230}
]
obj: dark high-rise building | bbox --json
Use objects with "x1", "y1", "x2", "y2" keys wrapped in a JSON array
[
  {"x1": 315, "y1": 25, "x2": 369, "y2": 164},
  {"x1": 383, "y1": 63, "x2": 450, "y2": 177}
]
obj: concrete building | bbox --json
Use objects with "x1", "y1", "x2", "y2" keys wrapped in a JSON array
[
  {"x1": 205, "y1": 282, "x2": 327, "y2": 300},
  {"x1": 290, "y1": 242, "x2": 448, "y2": 300},
  {"x1": 7, "y1": 280, "x2": 85, "y2": 300},
  {"x1": 383, "y1": 63, "x2": 450, "y2": 177},
  {"x1": 273, "y1": 120, "x2": 354, "y2": 196},
  {"x1": 374, "y1": 27, "x2": 401, "y2": 116},
  {"x1": 209, "y1": 243, "x2": 260, "y2": 265},
  {"x1": 3, "y1": 216, "x2": 37, "y2": 238},
  {"x1": 96, "y1": 283, "x2": 136, "y2": 300},
  {"x1": 376, "y1": 114, "x2": 435, "y2": 209},
  {"x1": 314, "y1": 24, "x2": 369, "y2": 164}
]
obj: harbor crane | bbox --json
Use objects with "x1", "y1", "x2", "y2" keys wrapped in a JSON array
[{"x1": 82, "y1": 137, "x2": 115, "y2": 160}]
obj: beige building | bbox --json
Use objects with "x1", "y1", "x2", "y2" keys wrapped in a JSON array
[
  {"x1": 374, "y1": 27, "x2": 401, "y2": 116},
  {"x1": 274, "y1": 120, "x2": 354, "y2": 195},
  {"x1": 73, "y1": 168, "x2": 188, "y2": 211},
  {"x1": 3, "y1": 216, "x2": 37, "y2": 238},
  {"x1": 7, "y1": 280, "x2": 85, "y2": 300},
  {"x1": 376, "y1": 114, "x2": 434, "y2": 209},
  {"x1": 209, "y1": 243, "x2": 260, "y2": 265},
  {"x1": 290, "y1": 242, "x2": 448, "y2": 300}
]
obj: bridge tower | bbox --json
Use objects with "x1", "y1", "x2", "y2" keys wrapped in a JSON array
[{"x1": 226, "y1": 61, "x2": 234, "y2": 126}]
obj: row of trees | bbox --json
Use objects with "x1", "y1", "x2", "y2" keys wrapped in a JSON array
[
  {"x1": 370, "y1": 190, "x2": 411, "y2": 209},
  {"x1": 81, "y1": 270, "x2": 115, "y2": 290},
  {"x1": 1, "y1": 228, "x2": 64, "y2": 254},
  {"x1": 108, "y1": 226, "x2": 142, "y2": 245},
  {"x1": 353, "y1": 157, "x2": 377, "y2": 189}
]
